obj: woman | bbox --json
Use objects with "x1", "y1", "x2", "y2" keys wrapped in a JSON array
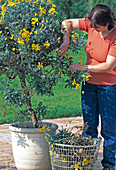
[{"x1": 56, "y1": 4, "x2": 116, "y2": 170}]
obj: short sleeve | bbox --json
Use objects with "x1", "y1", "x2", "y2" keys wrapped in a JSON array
[
  {"x1": 79, "y1": 18, "x2": 91, "y2": 32},
  {"x1": 109, "y1": 40, "x2": 116, "y2": 57}
]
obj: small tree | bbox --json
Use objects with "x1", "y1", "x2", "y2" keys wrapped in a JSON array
[{"x1": 0, "y1": 0, "x2": 87, "y2": 128}]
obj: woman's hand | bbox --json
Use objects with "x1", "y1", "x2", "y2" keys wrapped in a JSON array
[
  {"x1": 56, "y1": 20, "x2": 71, "y2": 59},
  {"x1": 69, "y1": 63, "x2": 86, "y2": 73},
  {"x1": 56, "y1": 41, "x2": 69, "y2": 59}
]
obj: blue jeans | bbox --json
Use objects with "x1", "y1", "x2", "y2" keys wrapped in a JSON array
[{"x1": 81, "y1": 82, "x2": 116, "y2": 168}]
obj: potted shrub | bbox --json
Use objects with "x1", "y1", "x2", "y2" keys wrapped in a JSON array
[{"x1": 0, "y1": 0, "x2": 89, "y2": 169}]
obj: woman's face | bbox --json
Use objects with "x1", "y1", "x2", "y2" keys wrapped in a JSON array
[{"x1": 92, "y1": 23, "x2": 109, "y2": 33}]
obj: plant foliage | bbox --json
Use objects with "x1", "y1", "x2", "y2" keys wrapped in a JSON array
[{"x1": 0, "y1": 0, "x2": 88, "y2": 127}]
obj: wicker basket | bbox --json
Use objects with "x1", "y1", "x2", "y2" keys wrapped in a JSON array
[{"x1": 49, "y1": 137, "x2": 102, "y2": 170}]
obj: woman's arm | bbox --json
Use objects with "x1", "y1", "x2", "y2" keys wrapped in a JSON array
[
  {"x1": 56, "y1": 19, "x2": 79, "y2": 59},
  {"x1": 62, "y1": 19, "x2": 79, "y2": 31},
  {"x1": 69, "y1": 55, "x2": 116, "y2": 73},
  {"x1": 88, "y1": 55, "x2": 116, "y2": 73}
]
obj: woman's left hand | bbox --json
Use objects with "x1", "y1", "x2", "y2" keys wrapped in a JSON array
[{"x1": 69, "y1": 63, "x2": 85, "y2": 73}]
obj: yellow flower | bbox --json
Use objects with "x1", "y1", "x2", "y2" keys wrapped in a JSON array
[
  {"x1": 42, "y1": 125, "x2": 46, "y2": 128},
  {"x1": 34, "y1": 31, "x2": 38, "y2": 34},
  {"x1": 79, "y1": 60, "x2": 83, "y2": 65},
  {"x1": 47, "y1": 0, "x2": 53, "y2": 5},
  {"x1": 51, "y1": 144, "x2": 53, "y2": 147},
  {"x1": 82, "y1": 91, "x2": 84, "y2": 94},
  {"x1": 84, "y1": 158, "x2": 87, "y2": 162},
  {"x1": 1, "y1": 3, "x2": 8, "y2": 20},
  {"x1": 52, "y1": 4, "x2": 56, "y2": 7},
  {"x1": 33, "y1": 0, "x2": 38, "y2": 3},
  {"x1": 12, "y1": 48, "x2": 15, "y2": 51},
  {"x1": 21, "y1": 29, "x2": 30, "y2": 41},
  {"x1": 68, "y1": 120, "x2": 72, "y2": 123},
  {"x1": 5, "y1": 27, "x2": 9, "y2": 29},
  {"x1": 66, "y1": 53, "x2": 70, "y2": 59},
  {"x1": 53, "y1": 160, "x2": 57, "y2": 163},
  {"x1": 37, "y1": 62, "x2": 43, "y2": 69},
  {"x1": 47, "y1": 127, "x2": 50, "y2": 132},
  {"x1": 48, "y1": 8, "x2": 58, "y2": 15},
  {"x1": 72, "y1": 34, "x2": 76, "y2": 38},
  {"x1": 75, "y1": 32, "x2": 79, "y2": 37},
  {"x1": 61, "y1": 72, "x2": 64, "y2": 77},
  {"x1": 0, "y1": 20, "x2": 2, "y2": 24},
  {"x1": 49, "y1": 151, "x2": 53, "y2": 156},
  {"x1": 32, "y1": 44, "x2": 36, "y2": 49},
  {"x1": 10, "y1": 34, "x2": 14, "y2": 39},
  {"x1": 17, "y1": 37, "x2": 24, "y2": 45},
  {"x1": 83, "y1": 31, "x2": 88, "y2": 34},
  {"x1": 74, "y1": 163, "x2": 80, "y2": 170},
  {"x1": 39, "y1": 6, "x2": 46, "y2": 16},
  {"x1": 8, "y1": 1, "x2": 19, "y2": 7},
  {"x1": 32, "y1": 18, "x2": 38, "y2": 23},
  {"x1": 85, "y1": 75, "x2": 90, "y2": 81},
  {"x1": 72, "y1": 79, "x2": 76, "y2": 86},
  {"x1": 82, "y1": 161, "x2": 85, "y2": 166},
  {"x1": 32, "y1": 21, "x2": 35, "y2": 25},
  {"x1": 25, "y1": 0, "x2": 28, "y2": 1},
  {"x1": 39, "y1": 125, "x2": 47, "y2": 133},
  {"x1": 73, "y1": 39, "x2": 77, "y2": 44},
  {"x1": 0, "y1": 31, "x2": 2, "y2": 34},
  {"x1": 79, "y1": 150, "x2": 82, "y2": 153},
  {"x1": 75, "y1": 84, "x2": 80, "y2": 90},
  {"x1": 35, "y1": 44, "x2": 40, "y2": 51},
  {"x1": 62, "y1": 157, "x2": 66, "y2": 163},
  {"x1": 43, "y1": 41, "x2": 50, "y2": 48},
  {"x1": 32, "y1": 44, "x2": 41, "y2": 51}
]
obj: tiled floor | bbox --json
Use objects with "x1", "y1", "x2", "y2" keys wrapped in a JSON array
[{"x1": 0, "y1": 116, "x2": 103, "y2": 170}]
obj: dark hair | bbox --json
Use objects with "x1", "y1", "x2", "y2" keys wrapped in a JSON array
[{"x1": 88, "y1": 4, "x2": 116, "y2": 30}]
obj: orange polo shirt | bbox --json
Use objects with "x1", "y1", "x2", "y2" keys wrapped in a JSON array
[{"x1": 79, "y1": 18, "x2": 116, "y2": 85}]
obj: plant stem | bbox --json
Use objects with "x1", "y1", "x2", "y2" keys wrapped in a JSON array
[{"x1": 19, "y1": 73, "x2": 39, "y2": 128}]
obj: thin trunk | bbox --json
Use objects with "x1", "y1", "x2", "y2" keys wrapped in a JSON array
[
  {"x1": 1, "y1": 101, "x2": 7, "y2": 117},
  {"x1": 19, "y1": 74, "x2": 39, "y2": 128},
  {"x1": 2, "y1": 104, "x2": 6, "y2": 117}
]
